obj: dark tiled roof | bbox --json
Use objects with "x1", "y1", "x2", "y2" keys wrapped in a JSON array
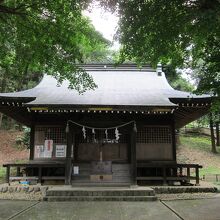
[{"x1": 0, "y1": 64, "x2": 209, "y2": 107}]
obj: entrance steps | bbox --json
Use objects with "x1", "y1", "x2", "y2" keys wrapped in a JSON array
[
  {"x1": 72, "y1": 163, "x2": 132, "y2": 184},
  {"x1": 71, "y1": 182, "x2": 131, "y2": 187},
  {"x1": 44, "y1": 186, "x2": 157, "y2": 202}
]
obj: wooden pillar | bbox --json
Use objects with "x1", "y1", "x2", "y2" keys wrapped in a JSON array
[
  {"x1": 38, "y1": 167, "x2": 42, "y2": 185},
  {"x1": 130, "y1": 128, "x2": 137, "y2": 185},
  {"x1": 65, "y1": 127, "x2": 72, "y2": 185},
  {"x1": 187, "y1": 167, "x2": 190, "y2": 182},
  {"x1": 16, "y1": 167, "x2": 21, "y2": 176},
  {"x1": 6, "y1": 166, "x2": 10, "y2": 185},
  {"x1": 171, "y1": 117, "x2": 177, "y2": 161},
  {"x1": 29, "y1": 124, "x2": 35, "y2": 160},
  {"x1": 162, "y1": 167, "x2": 167, "y2": 185},
  {"x1": 195, "y1": 167, "x2": 200, "y2": 185}
]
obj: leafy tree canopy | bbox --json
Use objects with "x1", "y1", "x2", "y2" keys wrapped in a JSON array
[
  {"x1": 93, "y1": 0, "x2": 220, "y2": 99},
  {"x1": 0, "y1": 0, "x2": 110, "y2": 92},
  {"x1": 163, "y1": 64, "x2": 194, "y2": 92}
]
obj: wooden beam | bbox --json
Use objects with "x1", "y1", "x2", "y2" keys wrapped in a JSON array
[
  {"x1": 65, "y1": 126, "x2": 72, "y2": 185},
  {"x1": 0, "y1": 106, "x2": 32, "y2": 125},
  {"x1": 29, "y1": 124, "x2": 35, "y2": 160},
  {"x1": 171, "y1": 116, "x2": 176, "y2": 161},
  {"x1": 130, "y1": 128, "x2": 137, "y2": 185},
  {"x1": 6, "y1": 166, "x2": 10, "y2": 185}
]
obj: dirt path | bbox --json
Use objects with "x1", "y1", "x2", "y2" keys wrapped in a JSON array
[
  {"x1": 177, "y1": 143, "x2": 220, "y2": 169},
  {"x1": 0, "y1": 130, "x2": 29, "y2": 165}
]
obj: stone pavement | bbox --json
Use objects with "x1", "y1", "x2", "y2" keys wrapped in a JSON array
[{"x1": 1, "y1": 196, "x2": 220, "y2": 220}]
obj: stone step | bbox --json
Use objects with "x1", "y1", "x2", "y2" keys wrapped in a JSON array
[
  {"x1": 44, "y1": 186, "x2": 157, "y2": 202},
  {"x1": 46, "y1": 189, "x2": 155, "y2": 197},
  {"x1": 75, "y1": 171, "x2": 131, "y2": 176},
  {"x1": 44, "y1": 195, "x2": 157, "y2": 202},
  {"x1": 74, "y1": 175, "x2": 131, "y2": 180},
  {"x1": 71, "y1": 182, "x2": 131, "y2": 187},
  {"x1": 72, "y1": 179, "x2": 132, "y2": 184},
  {"x1": 113, "y1": 173, "x2": 131, "y2": 177}
]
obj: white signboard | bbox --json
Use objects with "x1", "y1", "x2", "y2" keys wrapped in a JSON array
[
  {"x1": 73, "y1": 166, "x2": 79, "y2": 175},
  {"x1": 56, "y1": 145, "x2": 66, "y2": 157},
  {"x1": 34, "y1": 145, "x2": 44, "y2": 158},
  {"x1": 44, "y1": 140, "x2": 53, "y2": 158}
]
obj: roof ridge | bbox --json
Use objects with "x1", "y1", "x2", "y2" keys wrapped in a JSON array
[{"x1": 79, "y1": 63, "x2": 154, "y2": 71}]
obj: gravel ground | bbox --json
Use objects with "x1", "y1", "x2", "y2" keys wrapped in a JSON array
[
  {"x1": 0, "y1": 181, "x2": 218, "y2": 201},
  {"x1": 0, "y1": 183, "x2": 46, "y2": 201},
  {"x1": 0, "y1": 191, "x2": 43, "y2": 201},
  {"x1": 158, "y1": 192, "x2": 218, "y2": 201}
]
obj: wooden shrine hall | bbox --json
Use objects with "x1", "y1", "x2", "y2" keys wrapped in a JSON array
[{"x1": 1, "y1": 64, "x2": 211, "y2": 186}]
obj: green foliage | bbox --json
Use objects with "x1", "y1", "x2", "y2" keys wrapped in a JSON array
[
  {"x1": 180, "y1": 134, "x2": 216, "y2": 153},
  {"x1": 196, "y1": 115, "x2": 210, "y2": 127},
  {"x1": 180, "y1": 133, "x2": 220, "y2": 179},
  {"x1": 199, "y1": 167, "x2": 220, "y2": 177},
  {"x1": 15, "y1": 127, "x2": 30, "y2": 149},
  {"x1": 95, "y1": 0, "x2": 220, "y2": 98},
  {"x1": 163, "y1": 64, "x2": 194, "y2": 92},
  {"x1": 0, "y1": 0, "x2": 110, "y2": 93},
  {"x1": 0, "y1": 167, "x2": 6, "y2": 183},
  {"x1": 193, "y1": 36, "x2": 220, "y2": 96}
]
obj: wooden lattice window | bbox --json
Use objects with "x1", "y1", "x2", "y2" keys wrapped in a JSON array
[
  {"x1": 34, "y1": 126, "x2": 66, "y2": 159},
  {"x1": 136, "y1": 126, "x2": 172, "y2": 144},
  {"x1": 35, "y1": 126, "x2": 66, "y2": 144}
]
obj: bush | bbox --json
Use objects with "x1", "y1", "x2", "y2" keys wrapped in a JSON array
[{"x1": 15, "y1": 126, "x2": 30, "y2": 149}]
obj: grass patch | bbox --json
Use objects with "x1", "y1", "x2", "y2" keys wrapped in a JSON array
[
  {"x1": 179, "y1": 133, "x2": 220, "y2": 184},
  {"x1": 15, "y1": 159, "x2": 28, "y2": 164},
  {"x1": 0, "y1": 166, "x2": 6, "y2": 183},
  {"x1": 180, "y1": 134, "x2": 213, "y2": 152},
  {"x1": 200, "y1": 167, "x2": 220, "y2": 176}
]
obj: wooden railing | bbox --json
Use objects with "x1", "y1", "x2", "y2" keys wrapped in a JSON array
[
  {"x1": 137, "y1": 163, "x2": 202, "y2": 185},
  {"x1": 3, "y1": 162, "x2": 203, "y2": 186},
  {"x1": 3, "y1": 161, "x2": 65, "y2": 185}
]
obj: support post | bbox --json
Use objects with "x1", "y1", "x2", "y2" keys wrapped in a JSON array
[
  {"x1": 38, "y1": 167, "x2": 42, "y2": 185},
  {"x1": 6, "y1": 166, "x2": 10, "y2": 185},
  {"x1": 187, "y1": 167, "x2": 190, "y2": 182},
  {"x1": 195, "y1": 167, "x2": 200, "y2": 186},
  {"x1": 16, "y1": 167, "x2": 21, "y2": 176},
  {"x1": 130, "y1": 128, "x2": 137, "y2": 185},
  {"x1": 29, "y1": 124, "x2": 35, "y2": 160},
  {"x1": 163, "y1": 167, "x2": 167, "y2": 185},
  {"x1": 65, "y1": 126, "x2": 72, "y2": 185},
  {"x1": 171, "y1": 116, "x2": 177, "y2": 161}
]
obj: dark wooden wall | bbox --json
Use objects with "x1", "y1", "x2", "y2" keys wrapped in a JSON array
[{"x1": 30, "y1": 112, "x2": 176, "y2": 163}]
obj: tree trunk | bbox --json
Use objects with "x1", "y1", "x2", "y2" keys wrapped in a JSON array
[
  {"x1": 0, "y1": 68, "x2": 8, "y2": 129},
  {"x1": 216, "y1": 122, "x2": 220, "y2": 146},
  {"x1": 210, "y1": 113, "x2": 217, "y2": 153},
  {"x1": 0, "y1": 113, "x2": 3, "y2": 129}
]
